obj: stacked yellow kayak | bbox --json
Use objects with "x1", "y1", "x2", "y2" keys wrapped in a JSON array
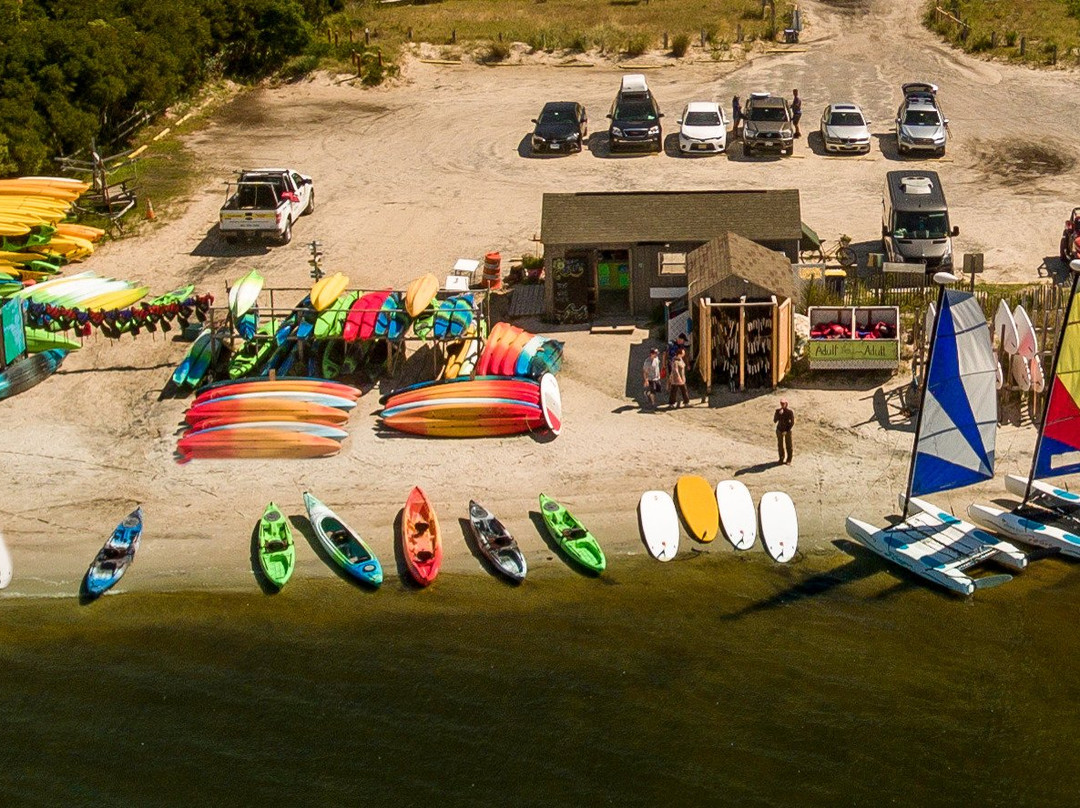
[{"x1": 0, "y1": 177, "x2": 101, "y2": 279}]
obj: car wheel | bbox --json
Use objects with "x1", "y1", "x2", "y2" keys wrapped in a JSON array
[
  {"x1": 303, "y1": 189, "x2": 315, "y2": 215},
  {"x1": 279, "y1": 218, "x2": 292, "y2": 246},
  {"x1": 743, "y1": 143, "x2": 751, "y2": 157}
]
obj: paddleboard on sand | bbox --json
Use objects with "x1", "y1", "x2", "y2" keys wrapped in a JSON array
[
  {"x1": 674, "y1": 475, "x2": 719, "y2": 542},
  {"x1": 638, "y1": 491, "x2": 679, "y2": 561},
  {"x1": 716, "y1": 479, "x2": 757, "y2": 550},
  {"x1": 758, "y1": 491, "x2": 798, "y2": 562},
  {"x1": 994, "y1": 300, "x2": 1019, "y2": 355},
  {"x1": 0, "y1": 530, "x2": 11, "y2": 588},
  {"x1": 1013, "y1": 304, "x2": 1038, "y2": 360}
]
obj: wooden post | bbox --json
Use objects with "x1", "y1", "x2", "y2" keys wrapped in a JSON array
[
  {"x1": 700, "y1": 29, "x2": 706, "y2": 47},
  {"x1": 990, "y1": 31, "x2": 996, "y2": 48},
  {"x1": 407, "y1": 26, "x2": 413, "y2": 41},
  {"x1": 364, "y1": 28, "x2": 370, "y2": 46},
  {"x1": 736, "y1": 24, "x2": 743, "y2": 43},
  {"x1": 738, "y1": 299, "x2": 746, "y2": 390},
  {"x1": 1051, "y1": 43, "x2": 1057, "y2": 64},
  {"x1": 451, "y1": 29, "x2": 456, "y2": 44},
  {"x1": 663, "y1": 31, "x2": 668, "y2": 49},
  {"x1": 1019, "y1": 36, "x2": 1025, "y2": 56}
]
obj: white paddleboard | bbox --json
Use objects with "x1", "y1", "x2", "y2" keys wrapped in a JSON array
[
  {"x1": 1011, "y1": 353, "x2": 1032, "y2": 391},
  {"x1": 1013, "y1": 304, "x2": 1038, "y2": 360},
  {"x1": 638, "y1": 490, "x2": 679, "y2": 561},
  {"x1": 924, "y1": 301, "x2": 936, "y2": 346},
  {"x1": 759, "y1": 491, "x2": 798, "y2": 563},
  {"x1": 0, "y1": 531, "x2": 11, "y2": 589},
  {"x1": 716, "y1": 480, "x2": 756, "y2": 550},
  {"x1": 994, "y1": 300, "x2": 1019, "y2": 355}
]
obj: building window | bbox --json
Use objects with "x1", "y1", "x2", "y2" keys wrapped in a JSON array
[{"x1": 660, "y1": 252, "x2": 687, "y2": 276}]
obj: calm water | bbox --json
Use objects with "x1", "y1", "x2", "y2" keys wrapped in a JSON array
[{"x1": 1, "y1": 552, "x2": 1078, "y2": 807}]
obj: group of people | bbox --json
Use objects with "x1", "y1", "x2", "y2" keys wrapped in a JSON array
[
  {"x1": 730, "y1": 89, "x2": 802, "y2": 138},
  {"x1": 641, "y1": 334, "x2": 691, "y2": 410},
  {"x1": 640, "y1": 337, "x2": 797, "y2": 464}
]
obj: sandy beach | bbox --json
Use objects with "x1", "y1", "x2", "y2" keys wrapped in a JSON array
[{"x1": 3, "y1": 0, "x2": 1078, "y2": 597}]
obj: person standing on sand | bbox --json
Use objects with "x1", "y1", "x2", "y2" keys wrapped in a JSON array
[
  {"x1": 668, "y1": 347, "x2": 690, "y2": 408},
  {"x1": 642, "y1": 348, "x2": 662, "y2": 409},
  {"x1": 791, "y1": 89, "x2": 802, "y2": 138},
  {"x1": 732, "y1": 95, "x2": 742, "y2": 137},
  {"x1": 774, "y1": 398, "x2": 795, "y2": 464}
]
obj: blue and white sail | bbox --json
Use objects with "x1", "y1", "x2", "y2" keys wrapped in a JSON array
[{"x1": 909, "y1": 288, "x2": 998, "y2": 498}]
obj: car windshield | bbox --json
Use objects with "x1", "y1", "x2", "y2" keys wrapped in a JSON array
[
  {"x1": 749, "y1": 107, "x2": 787, "y2": 122},
  {"x1": 539, "y1": 108, "x2": 575, "y2": 124},
  {"x1": 904, "y1": 110, "x2": 941, "y2": 127},
  {"x1": 894, "y1": 211, "x2": 950, "y2": 239},
  {"x1": 828, "y1": 112, "x2": 864, "y2": 127},
  {"x1": 615, "y1": 101, "x2": 657, "y2": 122},
  {"x1": 684, "y1": 111, "x2": 721, "y2": 127}
]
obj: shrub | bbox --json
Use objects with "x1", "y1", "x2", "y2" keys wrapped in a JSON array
[
  {"x1": 625, "y1": 33, "x2": 650, "y2": 57},
  {"x1": 1004, "y1": 30, "x2": 1017, "y2": 47},
  {"x1": 671, "y1": 33, "x2": 691, "y2": 57},
  {"x1": 280, "y1": 53, "x2": 320, "y2": 80},
  {"x1": 968, "y1": 33, "x2": 994, "y2": 52},
  {"x1": 567, "y1": 32, "x2": 590, "y2": 53},
  {"x1": 481, "y1": 41, "x2": 511, "y2": 63}
]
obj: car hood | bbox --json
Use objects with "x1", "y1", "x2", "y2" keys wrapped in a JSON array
[
  {"x1": 901, "y1": 124, "x2": 945, "y2": 139},
  {"x1": 534, "y1": 122, "x2": 579, "y2": 139},
  {"x1": 745, "y1": 120, "x2": 791, "y2": 134},
  {"x1": 891, "y1": 238, "x2": 949, "y2": 259},
  {"x1": 612, "y1": 115, "x2": 658, "y2": 127},
  {"x1": 681, "y1": 124, "x2": 725, "y2": 140},
  {"x1": 824, "y1": 124, "x2": 869, "y2": 140}
]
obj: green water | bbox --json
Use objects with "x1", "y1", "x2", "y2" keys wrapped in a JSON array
[{"x1": 2, "y1": 553, "x2": 1078, "y2": 807}]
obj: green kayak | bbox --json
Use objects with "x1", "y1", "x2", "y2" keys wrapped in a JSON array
[
  {"x1": 258, "y1": 501, "x2": 295, "y2": 588},
  {"x1": 538, "y1": 494, "x2": 606, "y2": 574},
  {"x1": 228, "y1": 321, "x2": 277, "y2": 379}
]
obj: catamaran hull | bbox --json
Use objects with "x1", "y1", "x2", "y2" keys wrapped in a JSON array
[
  {"x1": 1003, "y1": 474, "x2": 1080, "y2": 511},
  {"x1": 901, "y1": 495, "x2": 1028, "y2": 572},
  {"x1": 845, "y1": 517, "x2": 980, "y2": 596},
  {"x1": 967, "y1": 503, "x2": 1080, "y2": 560}
]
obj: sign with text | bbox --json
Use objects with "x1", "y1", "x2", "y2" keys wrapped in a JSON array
[{"x1": 807, "y1": 338, "x2": 899, "y2": 370}]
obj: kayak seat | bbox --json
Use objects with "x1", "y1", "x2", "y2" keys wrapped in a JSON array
[
  {"x1": 561, "y1": 528, "x2": 587, "y2": 540},
  {"x1": 416, "y1": 550, "x2": 434, "y2": 563}
]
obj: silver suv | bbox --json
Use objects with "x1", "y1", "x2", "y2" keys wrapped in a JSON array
[
  {"x1": 741, "y1": 93, "x2": 794, "y2": 156},
  {"x1": 895, "y1": 82, "x2": 948, "y2": 157}
]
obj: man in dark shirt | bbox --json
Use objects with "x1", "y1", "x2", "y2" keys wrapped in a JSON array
[
  {"x1": 774, "y1": 398, "x2": 795, "y2": 464},
  {"x1": 791, "y1": 89, "x2": 802, "y2": 138}
]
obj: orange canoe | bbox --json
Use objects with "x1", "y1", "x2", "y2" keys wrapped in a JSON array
[{"x1": 401, "y1": 486, "x2": 441, "y2": 586}]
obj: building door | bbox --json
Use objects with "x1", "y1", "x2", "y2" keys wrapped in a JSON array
[{"x1": 595, "y1": 249, "x2": 631, "y2": 316}]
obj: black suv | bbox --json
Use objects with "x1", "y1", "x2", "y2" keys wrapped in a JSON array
[
  {"x1": 530, "y1": 101, "x2": 588, "y2": 154},
  {"x1": 607, "y1": 76, "x2": 663, "y2": 153}
]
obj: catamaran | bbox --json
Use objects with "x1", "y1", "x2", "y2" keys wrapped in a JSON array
[
  {"x1": 968, "y1": 260, "x2": 1080, "y2": 557},
  {"x1": 846, "y1": 272, "x2": 1027, "y2": 596}
]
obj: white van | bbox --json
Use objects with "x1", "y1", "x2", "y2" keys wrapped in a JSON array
[{"x1": 882, "y1": 171, "x2": 959, "y2": 270}]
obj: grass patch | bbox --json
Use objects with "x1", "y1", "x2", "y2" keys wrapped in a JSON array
[
  {"x1": 924, "y1": 0, "x2": 1080, "y2": 66},
  {"x1": 670, "y1": 32, "x2": 691, "y2": 57}
]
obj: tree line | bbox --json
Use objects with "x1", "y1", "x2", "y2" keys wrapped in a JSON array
[{"x1": 0, "y1": 0, "x2": 342, "y2": 175}]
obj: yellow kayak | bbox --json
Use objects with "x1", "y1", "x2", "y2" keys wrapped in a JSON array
[
  {"x1": 80, "y1": 285, "x2": 149, "y2": 311},
  {"x1": 311, "y1": 272, "x2": 349, "y2": 312},
  {"x1": 54, "y1": 223, "x2": 105, "y2": 242},
  {"x1": 0, "y1": 223, "x2": 30, "y2": 236},
  {"x1": 404, "y1": 272, "x2": 439, "y2": 317}
]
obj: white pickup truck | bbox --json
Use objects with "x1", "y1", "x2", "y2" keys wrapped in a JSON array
[{"x1": 218, "y1": 168, "x2": 314, "y2": 245}]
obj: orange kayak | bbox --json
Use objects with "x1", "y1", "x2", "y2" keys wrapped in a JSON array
[
  {"x1": 194, "y1": 378, "x2": 361, "y2": 405},
  {"x1": 177, "y1": 428, "x2": 341, "y2": 460},
  {"x1": 185, "y1": 398, "x2": 350, "y2": 428},
  {"x1": 401, "y1": 486, "x2": 441, "y2": 586}
]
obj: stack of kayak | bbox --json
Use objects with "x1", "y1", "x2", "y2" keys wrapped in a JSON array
[
  {"x1": 176, "y1": 377, "x2": 361, "y2": 461},
  {"x1": 0, "y1": 177, "x2": 101, "y2": 279},
  {"x1": 20, "y1": 280, "x2": 210, "y2": 344},
  {"x1": 379, "y1": 373, "x2": 562, "y2": 438},
  {"x1": 475, "y1": 321, "x2": 563, "y2": 379}
]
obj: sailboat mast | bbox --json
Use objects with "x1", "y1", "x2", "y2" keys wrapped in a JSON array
[
  {"x1": 902, "y1": 276, "x2": 951, "y2": 520},
  {"x1": 1022, "y1": 265, "x2": 1080, "y2": 504}
]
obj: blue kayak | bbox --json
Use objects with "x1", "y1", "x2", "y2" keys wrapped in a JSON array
[{"x1": 85, "y1": 507, "x2": 143, "y2": 597}]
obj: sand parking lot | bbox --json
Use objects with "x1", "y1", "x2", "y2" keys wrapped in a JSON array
[{"x1": 3, "y1": 0, "x2": 1079, "y2": 595}]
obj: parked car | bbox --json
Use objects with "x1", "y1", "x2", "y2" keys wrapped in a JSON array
[
  {"x1": 895, "y1": 82, "x2": 948, "y2": 157},
  {"x1": 677, "y1": 102, "x2": 729, "y2": 155},
  {"x1": 819, "y1": 103, "x2": 872, "y2": 154},
  {"x1": 882, "y1": 171, "x2": 958, "y2": 270},
  {"x1": 218, "y1": 168, "x2": 313, "y2": 245},
  {"x1": 530, "y1": 102, "x2": 588, "y2": 154},
  {"x1": 1063, "y1": 207, "x2": 1080, "y2": 262},
  {"x1": 741, "y1": 93, "x2": 794, "y2": 156},
  {"x1": 607, "y1": 74, "x2": 663, "y2": 153}
]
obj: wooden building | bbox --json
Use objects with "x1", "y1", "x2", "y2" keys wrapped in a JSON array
[
  {"x1": 540, "y1": 190, "x2": 802, "y2": 323},
  {"x1": 688, "y1": 233, "x2": 797, "y2": 391}
]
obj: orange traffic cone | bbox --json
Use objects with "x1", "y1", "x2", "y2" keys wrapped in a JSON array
[{"x1": 145, "y1": 198, "x2": 156, "y2": 220}]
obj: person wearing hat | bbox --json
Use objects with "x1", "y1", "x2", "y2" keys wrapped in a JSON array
[
  {"x1": 774, "y1": 398, "x2": 795, "y2": 463},
  {"x1": 642, "y1": 347, "x2": 662, "y2": 409}
]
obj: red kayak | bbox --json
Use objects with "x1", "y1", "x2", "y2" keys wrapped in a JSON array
[
  {"x1": 382, "y1": 378, "x2": 541, "y2": 408},
  {"x1": 345, "y1": 289, "x2": 392, "y2": 342},
  {"x1": 185, "y1": 398, "x2": 350, "y2": 428},
  {"x1": 401, "y1": 486, "x2": 442, "y2": 586},
  {"x1": 177, "y1": 428, "x2": 341, "y2": 461},
  {"x1": 193, "y1": 379, "x2": 361, "y2": 405}
]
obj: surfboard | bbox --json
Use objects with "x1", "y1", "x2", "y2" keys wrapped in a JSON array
[
  {"x1": 1011, "y1": 353, "x2": 1032, "y2": 392},
  {"x1": 1030, "y1": 355, "x2": 1046, "y2": 393},
  {"x1": 674, "y1": 475, "x2": 719, "y2": 542},
  {"x1": 638, "y1": 491, "x2": 679, "y2": 561},
  {"x1": 0, "y1": 530, "x2": 11, "y2": 589},
  {"x1": 759, "y1": 491, "x2": 798, "y2": 562},
  {"x1": 716, "y1": 479, "x2": 756, "y2": 550},
  {"x1": 994, "y1": 300, "x2": 1019, "y2": 355},
  {"x1": 1013, "y1": 304, "x2": 1038, "y2": 360}
]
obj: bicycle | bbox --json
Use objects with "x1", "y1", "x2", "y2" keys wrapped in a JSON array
[{"x1": 800, "y1": 234, "x2": 857, "y2": 267}]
